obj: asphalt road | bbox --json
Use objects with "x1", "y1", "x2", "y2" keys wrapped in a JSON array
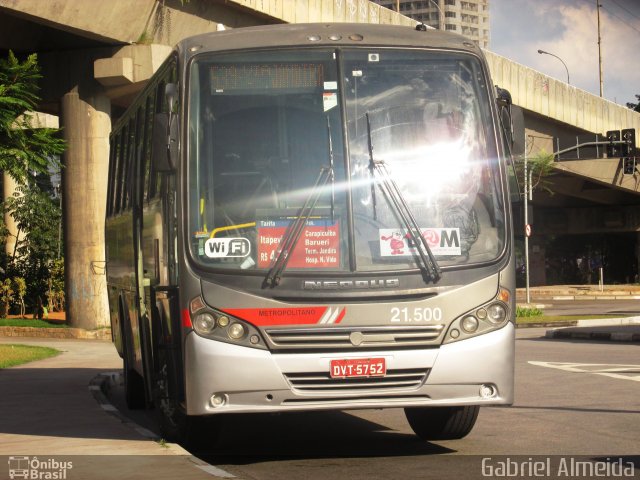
[{"x1": 108, "y1": 328, "x2": 640, "y2": 480}]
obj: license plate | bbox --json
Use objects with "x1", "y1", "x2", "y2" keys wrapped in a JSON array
[{"x1": 330, "y1": 358, "x2": 386, "y2": 378}]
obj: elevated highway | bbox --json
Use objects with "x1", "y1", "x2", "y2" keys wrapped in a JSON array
[{"x1": 0, "y1": 0, "x2": 638, "y2": 326}]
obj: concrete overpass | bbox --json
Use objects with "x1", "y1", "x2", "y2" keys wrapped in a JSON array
[
  {"x1": 484, "y1": 52, "x2": 640, "y2": 285},
  {"x1": 0, "y1": 0, "x2": 638, "y2": 328}
]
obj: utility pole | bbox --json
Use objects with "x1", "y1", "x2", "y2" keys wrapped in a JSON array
[
  {"x1": 523, "y1": 147, "x2": 530, "y2": 304},
  {"x1": 596, "y1": 0, "x2": 604, "y2": 97}
]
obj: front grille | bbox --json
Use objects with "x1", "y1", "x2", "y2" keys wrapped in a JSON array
[
  {"x1": 284, "y1": 368, "x2": 429, "y2": 393},
  {"x1": 281, "y1": 395, "x2": 430, "y2": 405},
  {"x1": 265, "y1": 325, "x2": 444, "y2": 350}
]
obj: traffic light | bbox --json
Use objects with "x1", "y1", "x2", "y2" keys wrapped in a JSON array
[
  {"x1": 623, "y1": 157, "x2": 636, "y2": 175},
  {"x1": 606, "y1": 130, "x2": 621, "y2": 157},
  {"x1": 621, "y1": 128, "x2": 636, "y2": 157}
]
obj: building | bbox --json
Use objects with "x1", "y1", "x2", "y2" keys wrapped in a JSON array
[{"x1": 373, "y1": 0, "x2": 490, "y2": 48}]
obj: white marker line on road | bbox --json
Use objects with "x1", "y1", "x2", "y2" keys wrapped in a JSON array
[
  {"x1": 191, "y1": 461, "x2": 236, "y2": 478},
  {"x1": 529, "y1": 361, "x2": 640, "y2": 382}
]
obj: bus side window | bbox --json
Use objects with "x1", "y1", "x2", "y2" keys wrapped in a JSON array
[
  {"x1": 114, "y1": 125, "x2": 128, "y2": 213},
  {"x1": 123, "y1": 117, "x2": 136, "y2": 210},
  {"x1": 107, "y1": 132, "x2": 118, "y2": 216},
  {"x1": 143, "y1": 94, "x2": 155, "y2": 202},
  {"x1": 148, "y1": 81, "x2": 165, "y2": 200}
]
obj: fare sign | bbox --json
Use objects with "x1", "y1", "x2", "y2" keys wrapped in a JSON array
[{"x1": 257, "y1": 218, "x2": 340, "y2": 268}]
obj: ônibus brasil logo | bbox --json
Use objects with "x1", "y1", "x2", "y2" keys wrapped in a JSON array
[{"x1": 8, "y1": 456, "x2": 73, "y2": 479}]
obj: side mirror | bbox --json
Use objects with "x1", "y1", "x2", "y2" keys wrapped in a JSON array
[
  {"x1": 496, "y1": 86, "x2": 514, "y2": 145},
  {"x1": 166, "y1": 83, "x2": 178, "y2": 114},
  {"x1": 151, "y1": 112, "x2": 178, "y2": 172},
  {"x1": 510, "y1": 105, "x2": 525, "y2": 159},
  {"x1": 495, "y1": 86, "x2": 525, "y2": 157}
]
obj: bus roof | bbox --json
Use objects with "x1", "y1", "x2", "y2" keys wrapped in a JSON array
[{"x1": 178, "y1": 23, "x2": 483, "y2": 57}]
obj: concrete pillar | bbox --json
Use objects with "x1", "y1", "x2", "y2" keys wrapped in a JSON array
[
  {"x1": 3, "y1": 173, "x2": 22, "y2": 259},
  {"x1": 636, "y1": 232, "x2": 640, "y2": 284},
  {"x1": 61, "y1": 89, "x2": 111, "y2": 330}
]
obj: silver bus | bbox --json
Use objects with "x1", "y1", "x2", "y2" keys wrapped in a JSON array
[{"x1": 106, "y1": 23, "x2": 517, "y2": 445}]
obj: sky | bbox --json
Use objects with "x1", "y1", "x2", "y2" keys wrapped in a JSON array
[{"x1": 489, "y1": 0, "x2": 640, "y2": 107}]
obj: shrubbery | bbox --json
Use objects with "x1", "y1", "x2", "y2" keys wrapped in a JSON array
[{"x1": 0, "y1": 51, "x2": 66, "y2": 317}]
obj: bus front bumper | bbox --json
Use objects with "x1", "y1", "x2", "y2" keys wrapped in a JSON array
[{"x1": 184, "y1": 322, "x2": 515, "y2": 416}]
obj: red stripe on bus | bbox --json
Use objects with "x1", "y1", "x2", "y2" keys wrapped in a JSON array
[
  {"x1": 182, "y1": 309, "x2": 193, "y2": 328},
  {"x1": 334, "y1": 308, "x2": 346, "y2": 324},
  {"x1": 223, "y1": 307, "x2": 329, "y2": 327}
]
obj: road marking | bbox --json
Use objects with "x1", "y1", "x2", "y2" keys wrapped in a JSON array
[
  {"x1": 528, "y1": 361, "x2": 640, "y2": 382},
  {"x1": 195, "y1": 464, "x2": 236, "y2": 478}
]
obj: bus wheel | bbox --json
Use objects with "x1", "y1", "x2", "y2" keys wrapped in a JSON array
[
  {"x1": 404, "y1": 405, "x2": 479, "y2": 440},
  {"x1": 153, "y1": 347, "x2": 184, "y2": 442},
  {"x1": 122, "y1": 327, "x2": 145, "y2": 410},
  {"x1": 153, "y1": 353, "x2": 221, "y2": 450}
]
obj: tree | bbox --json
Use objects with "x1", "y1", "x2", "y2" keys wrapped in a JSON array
[
  {"x1": 4, "y1": 181, "x2": 62, "y2": 312},
  {"x1": 0, "y1": 51, "x2": 66, "y2": 314},
  {"x1": 627, "y1": 94, "x2": 640, "y2": 113},
  {"x1": 0, "y1": 51, "x2": 65, "y2": 183},
  {"x1": 0, "y1": 278, "x2": 13, "y2": 317},
  {"x1": 47, "y1": 258, "x2": 65, "y2": 313},
  {"x1": 515, "y1": 150, "x2": 555, "y2": 196},
  {"x1": 13, "y1": 276, "x2": 26, "y2": 318}
]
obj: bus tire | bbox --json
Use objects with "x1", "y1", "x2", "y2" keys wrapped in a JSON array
[
  {"x1": 121, "y1": 310, "x2": 145, "y2": 410},
  {"x1": 153, "y1": 347, "x2": 221, "y2": 449},
  {"x1": 404, "y1": 405, "x2": 480, "y2": 440}
]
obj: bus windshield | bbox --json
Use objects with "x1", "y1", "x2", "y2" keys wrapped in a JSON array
[{"x1": 188, "y1": 48, "x2": 505, "y2": 274}]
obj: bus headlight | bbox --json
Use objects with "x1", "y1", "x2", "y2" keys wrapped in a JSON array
[
  {"x1": 461, "y1": 316, "x2": 479, "y2": 333},
  {"x1": 188, "y1": 296, "x2": 267, "y2": 350},
  {"x1": 194, "y1": 313, "x2": 216, "y2": 334},
  {"x1": 228, "y1": 323, "x2": 246, "y2": 340},
  {"x1": 487, "y1": 303, "x2": 507, "y2": 324},
  {"x1": 444, "y1": 288, "x2": 512, "y2": 344}
]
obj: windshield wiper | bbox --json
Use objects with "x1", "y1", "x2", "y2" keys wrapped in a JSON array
[
  {"x1": 327, "y1": 116, "x2": 336, "y2": 223},
  {"x1": 263, "y1": 118, "x2": 337, "y2": 288},
  {"x1": 263, "y1": 165, "x2": 333, "y2": 288},
  {"x1": 365, "y1": 113, "x2": 441, "y2": 283}
]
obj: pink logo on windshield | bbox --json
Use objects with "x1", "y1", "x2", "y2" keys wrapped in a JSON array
[{"x1": 422, "y1": 229, "x2": 440, "y2": 247}]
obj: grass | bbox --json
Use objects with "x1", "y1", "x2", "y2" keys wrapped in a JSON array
[
  {"x1": 516, "y1": 314, "x2": 627, "y2": 325},
  {"x1": 0, "y1": 318, "x2": 67, "y2": 328},
  {"x1": 0, "y1": 344, "x2": 60, "y2": 368}
]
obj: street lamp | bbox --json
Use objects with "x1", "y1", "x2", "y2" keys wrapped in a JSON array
[
  {"x1": 537, "y1": 49, "x2": 570, "y2": 85},
  {"x1": 428, "y1": 0, "x2": 444, "y2": 29}
]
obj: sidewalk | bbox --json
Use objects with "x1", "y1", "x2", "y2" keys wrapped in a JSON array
[
  {"x1": 516, "y1": 284, "x2": 640, "y2": 302},
  {"x1": 516, "y1": 284, "x2": 640, "y2": 343},
  {"x1": 0, "y1": 337, "x2": 234, "y2": 479}
]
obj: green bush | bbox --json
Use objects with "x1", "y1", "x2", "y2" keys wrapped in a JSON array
[{"x1": 516, "y1": 306, "x2": 543, "y2": 317}]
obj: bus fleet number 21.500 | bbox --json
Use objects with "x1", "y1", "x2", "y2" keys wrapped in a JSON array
[{"x1": 390, "y1": 307, "x2": 443, "y2": 322}]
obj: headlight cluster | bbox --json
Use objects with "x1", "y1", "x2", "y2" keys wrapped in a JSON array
[
  {"x1": 444, "y1": 287, "x2": 511, "y2": 344},
  {"x1": 189, "y1": 296, "x2": 267, "y2": 350}
]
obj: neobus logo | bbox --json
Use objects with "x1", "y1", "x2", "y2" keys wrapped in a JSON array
[
  {"x1": 204, "y1": 238, "x2": 251, "y2": 258},
  {"x1": 303, "y1": 278, "x2": 400, "y2": 290}
]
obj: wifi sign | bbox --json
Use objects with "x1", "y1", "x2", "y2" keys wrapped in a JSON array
[{"x1": 204, "y1": 238, "x2": 251, "y2": 258}]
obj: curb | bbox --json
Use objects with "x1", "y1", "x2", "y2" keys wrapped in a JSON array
[
  {"x1": 516, "y1": 295, "x2": 640, "y2": 302},
  {"x1": 516, "y1": 321, "x2": 577, "y2": 328},
  {"x1": 88, "y1": 372, "x2": 161, "y2": 441},
  {"x1": 0, "y1": 326, "x2": 111, "y2": 340},
  {"x1": 89, "y1": 373, "x2": 239, "y2": 478},
  {"x1": 545, "y1": 329, "x2": 640, "y2": 342}
]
